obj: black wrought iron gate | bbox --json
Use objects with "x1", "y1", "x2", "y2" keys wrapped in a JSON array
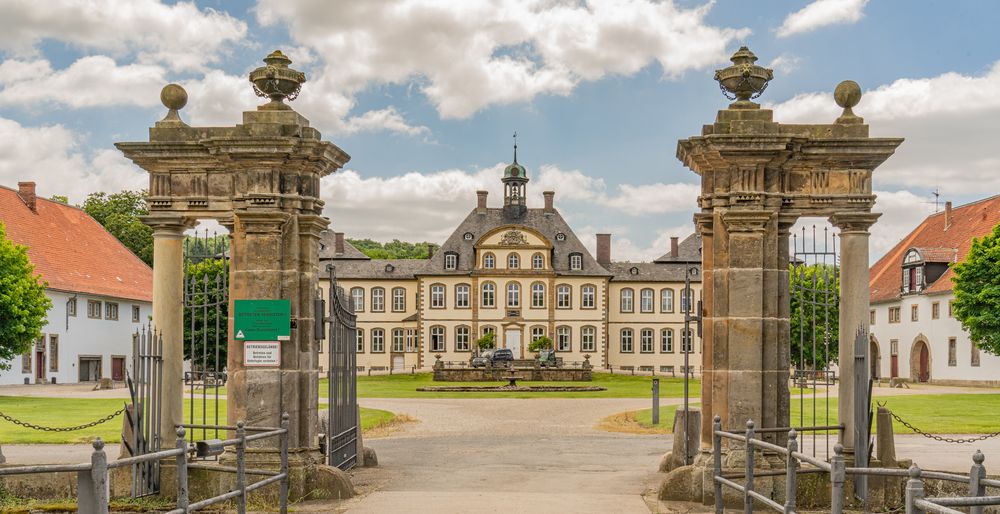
[
  {"x1": 322, "y1": 264, "x2": 359, "y2": 471},
  {"x1": 126, "y1": 325, "x2": 162, "y2": 497}
]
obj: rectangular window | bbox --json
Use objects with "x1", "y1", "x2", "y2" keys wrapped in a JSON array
[
  {"x1": 455, "y1": 326, "x2": 470, "y2": 352},
  {"x1": 405, "y1": 330, "x2": 416, "y2": 352},
  {"x1": 620, "y1": 329, "x2": 633, "y2": 353},
  {"x1": 640, "y1": 289, "x2": 654, "y2": 313},
  {"x1": 570, "y1": 254, "x2": 582, "y2": 270},
  {"x1": 556, "y1": 326, "x2": 571, "y2": 352},
  {"x1": 620, "y1": 290, "x2": 634, "y2": 313},
  {"x1": 481, "y1": 283, "x2": 496, "y2": 308},
  {"x1": 531, "y1": 326, "x2": 546, "y2": 343},
  {"x1": 581, "y1": 327, "x2": 596, "y2": 352},
  {"x1": 67, "y1": 298, "x2": 77, "y2": 317},
  {"x1": 971, "y1": 342, "x2": 981, "y2": 367},
  {"x1": 680, "y1": 288, "x2": 693, "y2": 313},
  {"x1": 910, "y1": 304, "x2": 918, "y2": 322},
  {"x1": 356, "y1": 329, "x2": 365, "y2": 353},
  {"x1": 431, "y1": 327, "x2": 445, "y2": 352},
  {"x1": 482, "y1": 325, "x2": 495, "y2": 337},
  {"x1": 581, "y1": 286, "x2": 595, "y2": 309},
  {"x1": 430, "y1": 285, "x2": 445, "y2": 308},
  {"x1": 890, "y1": 339, "x2": 898, "y2": 356},
  {"x1": 105, "y1": 302, "x2": 119, "y2": 321},
  {"x1": 915, "y1": 266, "x2": 924, "y2": 291},
  {"x1": 445, "y1": 253, "x2": 458, "y2": 270},
  {"x1": 507, "y1": 284, "x2": 520, "y2": 308},
  {"x1": 931, "y1": 302, "x2": 940, "y2": 320},
  {"x1": 901, "y1": 268, "x2": 910, "y2": 294},
  {"x1": 870, "y1": 309, "x2": 876, "y2": 325},
  {"x1": 948, "y1": 338, "x2": 957, "y2": 366},
  {"x1": 640, "y1": 329, "x2": 654, "y2": 353},
  {"x1": 372, "y1": 288, "x2": 385, "y2": 312},
  {"x1": 48, "y1": 335, "x2": 58, "y2": 372},
  {"x1": 87, "y1": 300, "x2": 102, "y2": 319},
  {"x1": 531, "y1": 284, "x2": 546, "y2": 308},
  {"x1": 888, "y1": 307, "x2": 901, "y2": 323},
  {"x1": 661, "y1": 329, "x2": 674, "y2": 353},
  {"x1": 372, "y1": 329, "x2": 385, "y2": 353},
  {"x1": 392, "y1": 329, "x2": 405, "y2": 353},
  {"x1": 557, "y1": 285, "x2": 571, "y2": 309},
  {"x1": 21, "y1": 351, "x2": 31, "y2": 373},
  {"x1": 351, "y1": 288, "x2": 364, "y2": 312},
  {"x1": 392, "y1": 288, "x2": 406, "y2": 312},
  {"x1": 456, "y1": 285, "x2": 470, "y2": 308},
  {"x1": 132, "y1": 305, "x2": 141, "y2": 322},
  {"x1": 948, "y1": 300, "x2": 954, "y2": 317},
  {"x1": 661, "y1": 289, "x2": 674, "y2": 313}
]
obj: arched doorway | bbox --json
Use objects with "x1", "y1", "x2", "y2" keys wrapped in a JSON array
[
  {"x1": 909, "y1": 337, "x2": 931, "y2": 382},
  {"x1": 869, "y1": 335, "x2": 881, "y2": 379}
]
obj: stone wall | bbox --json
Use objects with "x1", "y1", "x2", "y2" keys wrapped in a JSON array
[{"x1": 433, "y1": 367, "x2": 591, "y2": 382}]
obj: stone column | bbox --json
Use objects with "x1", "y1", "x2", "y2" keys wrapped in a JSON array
[
  {"x1": 146, "y1": 214, "x2": 191, "y2": 441},
  {"x1": 830, "y1": 212, "x2": 880, "y2": 458}
]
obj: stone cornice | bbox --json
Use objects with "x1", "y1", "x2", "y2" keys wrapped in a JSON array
[
  {"x1": 721, "y1": 210, "x2": 773, "y2": 233},
  {"x1": 829, "y1": 212, "x2": 881, "y2": 234},
  {"x1": 141, "y1": 213, "x2": 194, "y2": 238}
]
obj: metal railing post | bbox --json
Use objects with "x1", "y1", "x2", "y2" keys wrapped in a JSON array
[
  {"x1": 280, "y1": 413, "x2": 290, "y2": 514},
  {"x1": 714, "y1": 415, "x2": 723, "y2": 514},
  {"x1": 745, "y1": 420, "x2": 755, "y2": 514},
  {"x1": 651, "y1": 378, "x2": 660, "y2": 425},
  {"x1": 785, "y1": 429, "x2": 798, "y2": 514},
  {"x1": 831, "y1": 444, "x2": 846, "y2": 514},
  {"x1": 176, "y1": 427, "x2": 189, "y2": 513},
  {"x1": 969, "y1": 450, "x2": 986, "y2": 514},
  {"x1": 905, "y1": 465, "x2": 925, "y2": 514},
  {"x1": 236, "y1": 421, "x2": 247, "y2": 514}
]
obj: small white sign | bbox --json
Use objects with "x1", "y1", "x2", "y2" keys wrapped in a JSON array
[{"x1": 244, "y1": 341, "x2": 281, "y2": 367}]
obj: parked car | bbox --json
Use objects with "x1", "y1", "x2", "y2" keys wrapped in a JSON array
[
  {"x1": 471, "y1": 348, "x2": 514, "y2": 367},
  {"x1": 471, "y1": 350, "x2": 494, "y2": 368}
]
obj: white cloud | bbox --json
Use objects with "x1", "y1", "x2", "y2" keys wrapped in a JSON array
[
  {"x1": 341, "y1": 107, "x2": 430, "y2": 137},
  {"x1": 0, "y1": 117, "x2": 145, "y2": 203},
  {"x1": 0, "y1": 0, "x2": 247, "y2": 72},
  {"x1": 578, "y1": 223, "x2": 696, "y2": 262},
  {"x1": 0, "y1": 57, "x2": 164, "y2": 109},
  {"x1": 256, "y1": 0, "x2": 750, "y2": 119},
  {"x1": 768, "y1": 54, "x2": 802, "y2": 75},
  {"x1": 770, "y1": 60, "x2": 1000, "y2": 195},
  {"x1": 777, "y1": 0, "x2": 868, "y2": 38}
]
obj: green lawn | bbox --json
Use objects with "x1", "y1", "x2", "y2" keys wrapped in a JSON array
[
  {"x1": 0, "y1": 396, "x2": 395, "y2": 445},
  {"x1": 344, "y1": 372, "x2": 703, "y2": 399}
]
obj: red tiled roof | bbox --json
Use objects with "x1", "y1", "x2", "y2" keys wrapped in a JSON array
[
  {"x1": 0, "y1": 185, "x2": 152, "y2": 302},
  {"x1": 869, "y1": 195, "x2": 1000, "y2": 303}
]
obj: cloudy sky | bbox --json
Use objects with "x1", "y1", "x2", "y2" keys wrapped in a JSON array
[{"x1": 0, "y1": 0, "x2": 996, "y2": 262}]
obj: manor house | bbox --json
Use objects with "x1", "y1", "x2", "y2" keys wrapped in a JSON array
[{"x1": 320, "y1": 155, "x2": 702, "y2": 372}]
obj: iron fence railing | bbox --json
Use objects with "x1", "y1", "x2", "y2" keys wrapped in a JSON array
[
  {"x1": 712, "y1": 415, "x2": 1000, "y2": 514},
  {"x1": 0, "y1": 414, "x2": 290, "y2": 514}
]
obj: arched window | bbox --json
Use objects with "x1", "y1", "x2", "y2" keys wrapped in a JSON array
[
  {"x1": 569, "y1": 252, "x2": 583, "y2": 270},
  {"x1": 455, "y1": 284, "x2": 470, "y2": 308},
  {"x1": 581, "y1": 326, "x2": 596, "y2": 352},
  {"x1": 556, "y1": 284, "x2": 572, "y2": 308},
  {"x1": 371, "y1": 328, "x2": 385, "y2": 353},
  {"x1": 681, "y1": 287, "x2": 694, "y2": 313},
  {"x1": 507, "y1": 282, "x2": 520, "y2": 308},
  {"x1": 532, "y1": 252, "x2": 545, "y2": 270},
  {"x1": 483, "y1": 252, "x2": 495, "y2": 269},
  {"x1": 455, "y1": 326, "x2": 471, "y2": 351},
  {"x1": 444, "y1": 252, "x2": 459, "y2": 270},
  {"x1": 392, "y1": 287, "x2": 406, "y2": 312},
  {"x1": 531, "y1": 282, "x2": 545, "y2": 308},
  {"x1": 620, "y1": 328, "x2": 634, "y2": 353},
  {"x1": 392, "y1": 328, "x2": 405, "y2": 352},
  {"x1": 531, "y1": 326, "x2": 546, "y2": 343},
  {"x1": 661, "y1": 329, "x2": 674, "y2": 353},
  {"x1": 556, "y1": 326, "x2": 571, "y2": 352},
  {"x1": 640, "y1": 288, "x2": 654, "y2": 313},
  {"x1": 350, "y1": 287, "x2": 365, "y2": 312},
  {"x1": 640, "y1": 328, "x2": 654, "y2": 353},
  {"x1": 660, "y1": 288, "x2": 674, "y2": 313},
  {"x1": 371, "y1": 287, "x2": 385, "y2": 312},
  {"x1": 481, "y1": 325, "x2": 496, "y2": 337},
  {"x1": 430, "y1": 326, "x2": 446, "y2": 352},
  {"x1": 508, "y1": 253, "x2": 520, "y2": 269},
  {"x1": 581, "y1": 284, "x2": 596, "y2": 309},
  {"x1": 430, "y1": 284, "x2": 445, "y2": 309},
  {"x1": 481, "y1": 282, "x2": 496, "y2": 308},
  {"x1": 356, "y1": 328, "x2": 365, "y2": 353},
  {"x1": 620, "y1": 288, "x2": 634, "y2": 313}
]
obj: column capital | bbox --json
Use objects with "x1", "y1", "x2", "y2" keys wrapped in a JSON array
[
  {"x1": 142, "y1": 214, "x2": 194, "y2": 238},
  {"x1": 777, "y1": 213, "x2": 799, "y2": 235},
  {"x1": 721, "y1": 210, "x2": 773, "y2": 233},
  {"x1": 235, "y1": 210, "x2": 291, "y2": 234},
  {"x1": 830, "y1": 212, "x2": 881, "y2": 234},
  {"x1": 694, "y1": 212, "x2": 714, "y2": 236},
  {"x1": 297, "y1": 214, "x2": 330, "y2": 239}
]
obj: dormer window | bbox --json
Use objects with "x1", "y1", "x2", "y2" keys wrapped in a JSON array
[
  {"x1": 901, "y1": 249, "x2": 924, "y2": 294},
  {"x1": 444, "y1": 252, "x2": 458, "y2": 270},
  {"x1": 569, "y1": 253, "x2": 583, "y2": 271},
  {"x1": 483, "y1": 252, "x2": 495, "y2": 269},
  {"x1": 532, "y1": 253, "x2": 544, "y2": 270}
]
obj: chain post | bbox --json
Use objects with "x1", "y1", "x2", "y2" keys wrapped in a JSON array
[
  {"x1": 969, "y1": 450, "x2": 986, "y2": 514},
  {"x1": 785, "y1": 429, "x2": 798, "y2": 514},
  {"x1": 236, "y1": 421, "x2": 246, "y2": 514}
]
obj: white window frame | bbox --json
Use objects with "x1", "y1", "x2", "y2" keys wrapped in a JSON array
[
  {"x1": 507, "y1": 282, "x2": 520, "y2": 308},
  {"x1": 556, "y1": 326, "x2": 571, "y2": 352},
  {"x1": 532, "y1": 253, "x2": 544, "y2": 269},
  {"x1": 581, "y1": 285, "x2": 595, "y2": 309},
  {"x1": 351, "y1": 287, "x2": 364, "y2": 312},
  {"x1": 356, "y1": 328, "x2": 365, "y2": 353},
  {"x1": 371, "y1": 287, "x2": 385, "y2": 312},
  {"x1": 455, "y1": 326, "x2": 470, "y2": 352},
  {"x1": 620, "y1": 328, "x2": 633, "y2": 353},
  {"x1": 481, "y1": 282, "x2": 496, "y2": 308},
  {"x1": 531, "y1": 326, "x2": 546, "y2": 343},
  {"x1": 557, "y1": 285, "x2": 571, "y2": 309},
  {"x1": 445, "y1": 253, "x2": 458, "y2": 270},
  {"x1": 620, "y1": 288, "x2": 634, "y2": 313},
  {"x1": 660, "y1": 288, "x2": 674, "y2": 313},
  {"x1": 405, "y1": 329, "x2": 416, "y2": 352},
  {"x1": 455, "y1": 284, "x2": 470, "y2": 308},
  {"x1": 392, "y1": 287, "x2": 406, "y2": 312},
  {"x1": 483, "y1": 252, "x2": 495, "y2": 269},
  {"x1": 371, "y1": 329, "x2": 385, "y2": 353},
  {"x1": 640, "y1": 289, "x2": 654, "y2": 313},
  {"x1": 531, "y1": 282, "x2": 545, "y2": 308},
  {"x1": 581, "y1": 326, "x2": 596, "y2": 353},
  {"x1": 392, "y1": 329, "x2": 405, "y2": 353},
  {"x1": 640, "y1": 328, "x2": 654, "y2": 353},
  {"x1": 105, "y1": 302, "x2": 119, "y2": 321},
  {"x1": 661, "y1": 329, "x2": 674, "y2": 353},
  {"x1": 430, "y1": 284, "x2": 445, "y2": 309},
  {"x1": 569, "y1": 253, "x2": 582, "y2": 270},
  {"x1": 508, "y1": 253, "x2": 520, "y2": 269},
  {"x1": 430, "y1": 326, "x2": 445, "y2": 353}
]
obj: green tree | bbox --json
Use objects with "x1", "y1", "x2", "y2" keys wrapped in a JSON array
[
  {"x1": 789, "y1": 264, "x2": 840, "y2": 370},
  {"x1": 952, "y1": 223, "x2": 1000, "y2": 356},
  {"x1": 348, "y1": 238, "x2": 439, "y2": 259},
  {"x1": 182, "y1": 258, "x2": 228, "y2": 371},
  {"x1": 528, "y1": 336, "x2": 553, "y2": 353},
  {"x1": 49, "y1": 195, "x2": 68, "y2": 204},
  {"x1": 82, "y1": 190, "x2": 153, "y2": 266},
  {"x1": 476, "y1": 332, "x2": 496, "y2": 350},
  {"x1": 0, "y1": 223, "x2": 52, "y2": 370}
]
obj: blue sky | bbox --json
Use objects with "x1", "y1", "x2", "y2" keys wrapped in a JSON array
[{"x1": 0, "y1": 0, "x2": 997, "y2": 261}]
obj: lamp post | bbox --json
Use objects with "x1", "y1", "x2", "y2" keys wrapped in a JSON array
[{"x1": 683, "y1": 265, "x2": 702, "y2": 466}]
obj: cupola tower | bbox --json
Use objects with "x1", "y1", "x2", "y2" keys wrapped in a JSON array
[{"x1": 503, "y1": 132, "x2": 528, "y2": 218}]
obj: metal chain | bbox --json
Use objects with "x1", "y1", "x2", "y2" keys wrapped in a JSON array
[
  {"x1": 0, "y1": 406, "x2": 126, "y2": 432},
  {"x1": 887, "y1": 409, "x2": 1000, "y2": 444}
]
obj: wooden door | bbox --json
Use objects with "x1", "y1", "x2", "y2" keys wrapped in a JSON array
[
  {"x1": 919, "y1": 345, "x2": 930, "y2": 382},
  {"x1": 35, "y1": 352, "x2": 44, "y2": 380},
  {"x1": 890, "y1": 355, "x2": 898, "y2": 378},
  {"x1": 112, "y1": 357, "x2": 125, "y2": 381}
]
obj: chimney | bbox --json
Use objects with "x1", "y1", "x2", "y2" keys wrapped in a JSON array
[
  {"x1": 17, "y1": 182, "x2": 37, "y2": 213},
  {"x1": 944, "y1": 202, "x2": 952, "y2": 230},
  {"x1": 543, "y1": 190, "x2": 555, "y2": 212},
  {"x1": 670, "y1": 237, "x2": 679, "y2": 258},
  {"x1": 476, "y1": 190, "x2": 488, "y2": 214},
  {"x1": 596, "y1": 233, "x2": 611, "y2": 267},
  {"x1": 334, "y1": 232, "x2": 345, "y2": 254}
]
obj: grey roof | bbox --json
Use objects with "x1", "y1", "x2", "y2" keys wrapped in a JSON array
[
  {"x1": 654, "y1": 233, "x2": 702, "y2": 263},
  {"x1": 324, "y1": 259, "x2": 426, "y2": 280},
  {"x1": 319, "y1": 232, "x2": 369, "y2": 260},
  {"x1": 608, "y1": 262, "x2": 702, "y2": 282},
  {"x1": 423, "y1": 207, "x2": 611, "y2": 277}
]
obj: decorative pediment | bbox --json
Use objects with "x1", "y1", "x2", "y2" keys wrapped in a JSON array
[{"x1": 500, "y1": 229, "x2": 529, "y2": 246}]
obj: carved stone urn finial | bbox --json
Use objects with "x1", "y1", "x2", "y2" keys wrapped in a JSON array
[
  {"x1": 249, "y1": 50, "x2": 306, "y2": 110},
  {"x1": 714, "y1": 46, "x2": 774, "y2": 109}
]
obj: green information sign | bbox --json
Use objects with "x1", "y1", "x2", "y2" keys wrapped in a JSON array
[{"x1": 233, "y1": 299, "x2": 291, "y2": 341}]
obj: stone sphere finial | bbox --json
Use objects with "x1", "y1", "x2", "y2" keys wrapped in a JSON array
[
  {"x1": 249, "y1": 50, "x2": 306, "y2": 111},
  {"x1": 834, "y1": 80, "x2": 863, "y2": 124},
  {"x1": 158, "y1": 83, "x2": 188, "y2": 126},
  {"x1": 973, "y1": 450, "x2": 985, "y2": 465},
  {"x1": 714, "y1": 46, "x2": 774, "y2": 109}
]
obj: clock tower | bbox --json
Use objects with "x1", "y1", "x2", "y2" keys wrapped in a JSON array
[{"x1": 502, "y1": 134, "x2": 528, "y2": 218}]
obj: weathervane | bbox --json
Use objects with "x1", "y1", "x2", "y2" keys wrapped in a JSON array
[{"x1": 513, "y1": 131, "x2": 518, "y2": 163}]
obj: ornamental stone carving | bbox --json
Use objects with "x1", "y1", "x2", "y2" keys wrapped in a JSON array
[{"x1": 500, "y1": 229, "x2": 529, "y2": 246}]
